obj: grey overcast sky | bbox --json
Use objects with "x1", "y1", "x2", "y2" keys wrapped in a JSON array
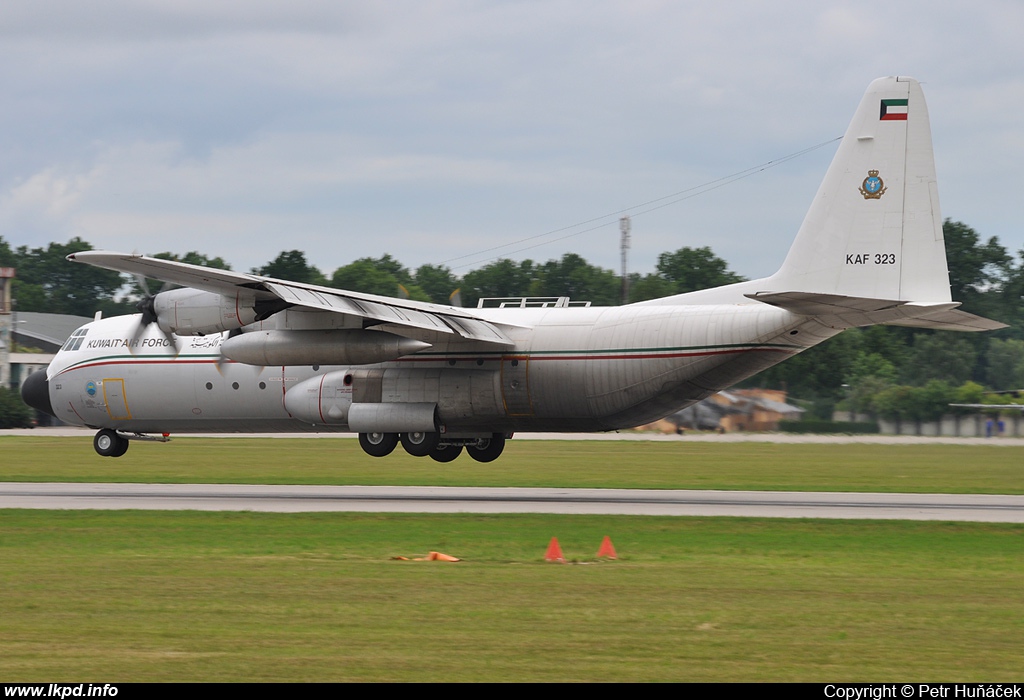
[{"x1": 1, "y1": 1, "x2": 1021, "y2": 280}]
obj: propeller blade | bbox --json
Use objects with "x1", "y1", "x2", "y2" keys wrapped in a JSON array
[
  {"x1": 133, "y1": 273, "x2": 151, "y2": 299},
  {"x1": 214, "y1": 329, "x2": 241, "y2": 375}
]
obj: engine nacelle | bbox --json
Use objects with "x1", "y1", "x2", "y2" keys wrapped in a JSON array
[
  {"x1": 284, "y1": 371, "x2": 355, "y2": 425},
  {"x1": 284, "y1": 371, "x2": 440, "y2": 430},
  {"x1": 222, "y1": 329, "x2": 431, "y2": 366},
  {"x1": 152, "y1": 288, "x2": 261, "y2": 336}
]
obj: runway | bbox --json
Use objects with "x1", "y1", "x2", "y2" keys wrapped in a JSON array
[{"x1": 2, "y1": 482, "x2": 1022, "y2": 522}]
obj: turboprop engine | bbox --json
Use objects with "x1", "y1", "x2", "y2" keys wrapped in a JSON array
[
  {"x1": 284, "y1": 370, "x2": 354, "y2": 425},
  {"x1": 221, "y1": 329, "x2": 431, "y2": 366},
  {"x1": 148, "y1": 288, "x2": 287, "y2": 336},
  {"x1": 284, "y1": 370, "x2": 438, "y2": 431}
]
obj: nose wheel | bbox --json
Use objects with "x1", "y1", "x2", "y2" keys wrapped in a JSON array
[{"x1": 94, "y1": 429, "x2": 129, "y2": 457}]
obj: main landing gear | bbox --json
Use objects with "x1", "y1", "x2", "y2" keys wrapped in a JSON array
[
  {"x1": 92, "y1": 429, "x2": 172, "y2": 457},
  {"x1": 357, "y1": 432, "x2": 508, "y2": 463}
]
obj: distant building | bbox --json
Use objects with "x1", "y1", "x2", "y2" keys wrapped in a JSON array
[
  {"x1": 2, "y1": 311, "x2": 93, "y2": 391},
  {"x1": 668, "y1": 388, "x2": 805, "y2": 432}
]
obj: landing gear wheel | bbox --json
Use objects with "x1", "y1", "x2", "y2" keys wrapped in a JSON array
[
  {"x1": 466, "y1": 433, "x2": 505, "y2": 463},
  {"x1": 359, "y1": 432, "x2": 398, "y2": 457},
  {"x1": 400, "y1": 431, "x2": 440, "y2": 457},
  {"x1": 94, "y1": 429, "x2": 129, "y2": 458},
  {"x1": 429, "y1": 444, "x2": 463, "y2": 463},
  {"x1": 110, "y1": 437, "x2": 129, "y2": 457}
]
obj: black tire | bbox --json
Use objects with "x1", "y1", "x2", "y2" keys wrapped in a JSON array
[
  {"x1": 429, "y1": 444, "x2": 463, "y2": 463},
  {"x1": 358, "y1": 432, "x2": 398, "y2": 457},
  {"x1": 466, "y1": 433, "x2": 505, "y2": 463},
  {"x1": 94, "y1": 429, "x2": 128, "y2": 458},
  {"x1": 400, "y1": 431, "x2": 440, "y2": 457},
  {"x1": 111, "y1": 437, "x2": 130, "y2": 457}
]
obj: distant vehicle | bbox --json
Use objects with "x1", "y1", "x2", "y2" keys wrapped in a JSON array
[{"x1": 22, "y1": 77, "x2": 1003, "y2": 461}]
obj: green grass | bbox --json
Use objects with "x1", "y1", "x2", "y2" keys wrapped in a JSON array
[
  {"x1": 1, "y1": 510, "x2": 1021, "y2": 682},
  {"x1": 1, "y1": 435, "x2": 1022, "y2": 493},
  {"x1": 3, "y1": 436, "x2": 1022, "y2": 681}
]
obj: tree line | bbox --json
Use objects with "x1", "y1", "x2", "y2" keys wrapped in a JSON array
[{"x1": 3, "y1": 219, "x2": 1023, "y2": 417}]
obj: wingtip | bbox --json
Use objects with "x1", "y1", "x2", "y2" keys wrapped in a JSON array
[{"x1": 66, "y1": 250, "x2": 139, "y2": 263}]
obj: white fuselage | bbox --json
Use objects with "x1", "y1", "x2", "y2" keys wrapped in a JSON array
[{"x1": 43, "y1": 302, "x2": 837, "y2": 435}]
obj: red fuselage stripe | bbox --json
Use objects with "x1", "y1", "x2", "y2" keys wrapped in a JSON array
[{"x1": 55, "y1": 346, "x2": 791, "y2": 377}]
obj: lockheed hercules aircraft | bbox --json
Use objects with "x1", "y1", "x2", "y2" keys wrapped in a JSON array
[{"x1": 22, "y1": 77, "x2": 1004, "y2": 461}]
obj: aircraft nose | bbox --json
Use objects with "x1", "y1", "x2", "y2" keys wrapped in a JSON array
[{"x1": 21, "y1": 369, "x2": 54, "y2": 418}]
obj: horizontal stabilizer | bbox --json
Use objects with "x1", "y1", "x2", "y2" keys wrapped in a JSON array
[
  {"x1": 746, "y1": 291, "x2": 1006, "y2": 331},
  {"x1": 883, "y1": 309, "x2": 1008, "y2": 332},
  {"x1": 745, "y1": 291, "x2": 907, "y2": 315}
]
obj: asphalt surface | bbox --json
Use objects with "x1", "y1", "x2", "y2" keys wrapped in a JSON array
[{"x1": 2, "y1": 483, "x2": 1022, "y2": 522}]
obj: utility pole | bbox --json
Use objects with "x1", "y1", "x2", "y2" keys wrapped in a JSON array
[
  {"x1": 619, "y1": 216, "x2": 631, "y2": 305},
  {"x1": 0, "y1": 267, "x2": 14, "y2": 388}
]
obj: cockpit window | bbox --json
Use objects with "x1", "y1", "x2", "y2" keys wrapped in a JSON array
[{"x1": 62, "y1": 327, "x2": 89, "y2": 352}]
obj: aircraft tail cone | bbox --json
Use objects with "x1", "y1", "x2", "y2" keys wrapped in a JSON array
[
  {"x1": 545, "y1": 537, "x2": 565, "y2": 563},
  {"x1": 597, "y1": 536, "x2": 617, "y2": 559}
]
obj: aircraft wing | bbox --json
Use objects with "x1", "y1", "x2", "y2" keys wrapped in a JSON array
[{"x1": 68, "y1": 251, "x2": 519, "y2": 346}]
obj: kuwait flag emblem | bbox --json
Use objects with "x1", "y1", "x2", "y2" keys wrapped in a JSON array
[{"x1": 880, "y1": 98, "x2": 909, "y2": 120}]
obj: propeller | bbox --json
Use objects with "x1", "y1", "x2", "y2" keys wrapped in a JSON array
[
  {"x1": 129, "y1": 273, "x2": 180, "y2": 357},
  {"x1": 214, "y1": 327, "x2": 243, "y2": 376}
]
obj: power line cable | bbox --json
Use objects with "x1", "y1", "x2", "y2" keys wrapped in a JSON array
[{"x1": 442, "y1": 136, "x2": 841, "y2": 271}]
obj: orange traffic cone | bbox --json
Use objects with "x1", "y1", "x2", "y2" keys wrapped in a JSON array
[
  {"x1": 545, "y1": 537, "x2": 565, "y2": 563},
  {"x1": 597, "y1": 536, "x2": 617, "y2": 559}
]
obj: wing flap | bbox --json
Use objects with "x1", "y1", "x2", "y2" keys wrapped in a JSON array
[{"x1": 262, "y1": 281, "x2": 455, "y2": 335}]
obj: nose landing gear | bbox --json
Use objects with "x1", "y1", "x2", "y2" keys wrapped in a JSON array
[
  {"x1": 93, "y1": 429, "x2": 129, "y2": 457},
  {"x1": 92, "y1": 430, "x2": 172, "y2": 457}
]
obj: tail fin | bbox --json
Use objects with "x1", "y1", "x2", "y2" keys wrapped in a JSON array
[
  {"x1": 768, "y1": 76, "x2": 949, "y2": 302},
  {"x1": 652, "y1": 77, "x2": 1004, "y2": 330}
]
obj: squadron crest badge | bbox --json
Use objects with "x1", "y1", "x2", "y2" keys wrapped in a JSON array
[{"x1": 859, "y1": 170, "x2": 886, "y2": 199}]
